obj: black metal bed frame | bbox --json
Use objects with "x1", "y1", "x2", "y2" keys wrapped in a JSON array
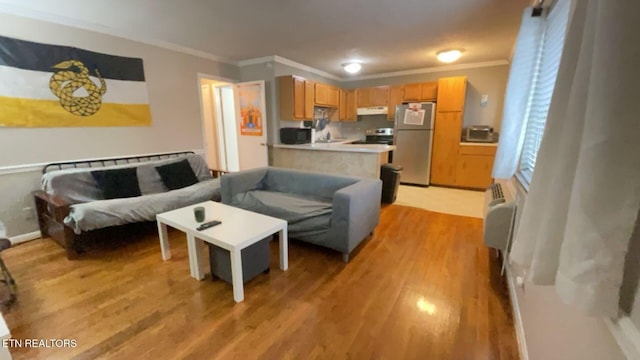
[
  {"x1": 42, "y1": 151, "x2": 195, "y2": 174},
  {"x1": 36, "y1": 150, "x2": 199, "y2": 259}
]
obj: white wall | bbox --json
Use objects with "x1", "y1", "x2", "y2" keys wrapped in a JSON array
[
  {"x1": 509, "y1": 180, "x2": 625, "y2": 360},
  {"x1": 0, "y1": 13, "x2": 238, "y2": 236}
]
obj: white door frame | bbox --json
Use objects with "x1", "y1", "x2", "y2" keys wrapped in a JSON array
[{"x1": 196, "y1": 73, "x2": 235, "y2": 170}]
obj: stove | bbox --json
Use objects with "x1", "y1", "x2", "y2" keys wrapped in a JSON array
[
  {"x1": 353, "y1": 128, "x2": 394, "y2": 145},
  {"x1": 352, "y1": 128, "x2": 394, "y2": 163}
]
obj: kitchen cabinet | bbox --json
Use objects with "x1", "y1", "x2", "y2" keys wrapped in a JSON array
[
  {"x1": 456, "y1": 145, "x2": 497, "y2": 189},
  {"x1": 402, "y1": 82, "x2": 438, "y2": 102},
  {"x1": 278, "y1": 75, "x2": 314, "y2": 120},
  {"x1": 304, "y1": 80, "x2": 315, "y2": 119},
  {"x1": 356, "y1": 86, "x2": 389, "y2": 108},
  {"x1": 430, "y1": 76, "x2": 469, "y2": 187},
  {"x1": 315, "y1": 82, "x2": 339, "y2": 107},
  {"x1": 338, "y1": 89, "x2": 357, "y2": 121},
  {"x1": 436, "y1": 76, "x2": 467, "y2": 112},
  {"x1": 430, "y1": 112, "x2": 463, "y2": 186},
  {"x1": 387, "y1": 85, "x2": 403, "y2": 121}
]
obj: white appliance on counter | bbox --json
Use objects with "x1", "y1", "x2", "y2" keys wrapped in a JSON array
[{"x1": 393, "y1": 102, "x2": 435, "y2": 185}]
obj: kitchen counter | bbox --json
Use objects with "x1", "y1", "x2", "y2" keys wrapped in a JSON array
[
  {"x1": 271, "y1": 139, "x2": 394, "y2": 179},
  {"x1": 459, "y1": 142, "x2": 498, "y2": 147},
  {"x1": 273, "y1": 140, "x2": 396, "y2": 153}
]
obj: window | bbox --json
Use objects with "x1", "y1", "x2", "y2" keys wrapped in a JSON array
[{"x1": 517, "y1": 0, "x2": 571, "y2": 187}]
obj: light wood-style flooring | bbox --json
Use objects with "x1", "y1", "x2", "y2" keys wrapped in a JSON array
[
  {"x1": 396, "y1": 185, "x2": 486, "y2": 219},
  {"x1": 1, "y1": 204, "x2": 517, "y2": 359}
]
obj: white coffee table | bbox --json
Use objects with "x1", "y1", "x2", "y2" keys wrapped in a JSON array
[{"x1": 156, "y1": 201, "x2": 288, "y2": 303}]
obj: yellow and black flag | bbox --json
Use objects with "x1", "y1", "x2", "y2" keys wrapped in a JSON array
[{"x1": 0, "y1": 35, "x2": 152, "y2": 127}]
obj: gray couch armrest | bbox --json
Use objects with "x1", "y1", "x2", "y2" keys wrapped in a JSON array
[
  {"x1": 220, "y1": 168, "x2": 268, "y2": 204},
  {"x1": 330, "y1": 179, "x2": 382, "y2": 253}
]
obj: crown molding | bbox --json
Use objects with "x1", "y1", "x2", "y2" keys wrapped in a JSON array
[
  {"x1": 237, "y1": 56, "x2": 277, "y2": 67},
  {"x1": 272, "y1": 55, "x2": 342, "y2": 81},
  {"x1": 239, "y1": 55, "x2": 342, "y2": 81},
  {"x1": 0, "y1": 4, "x2": 237, "y2": 65},
  {"x1": 345, "y1": 60, "x2": 510, "y2": 81}
]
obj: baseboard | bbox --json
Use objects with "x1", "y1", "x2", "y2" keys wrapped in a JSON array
[
  {"x1": 506, "y1": 265, "x2": 529, "y2": 360},
  {"x1": 10, "y1": 231, "x2": 41, "y2": 245},
  {"x1": 605, "y1": 316, "x2": 640, "y2": 359}
]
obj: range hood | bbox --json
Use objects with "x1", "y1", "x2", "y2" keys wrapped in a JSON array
[{"x1": 357, "y1": 106, "x2": 388, "y2": 116}]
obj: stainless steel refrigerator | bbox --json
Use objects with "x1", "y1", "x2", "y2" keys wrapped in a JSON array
[{"x1": 393, "y1": 102, "x2": 435, "y2": 186}]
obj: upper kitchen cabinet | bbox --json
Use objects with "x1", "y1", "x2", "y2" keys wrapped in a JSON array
[
  {"x1": 357, "y1": 86, "x2": 389, "y2": 108},
  {"x1": 315, "y1": 82, "x2": 339, "y2": 107},
  {"x1": 339, "y1": 89, "x2": 357, "y2": 122},
  {"x1": 278, "y1": 75, "x2": 314, "y2": 120},
  {"x1": 436, "y1": 76, "x2": 467, "y2": 112},
  {"x1": 387, "y1": 85, "x2": 403, "y2": 121},
  {"x1": 402, "y1": 82, "x2": 438, "y2": 102}
]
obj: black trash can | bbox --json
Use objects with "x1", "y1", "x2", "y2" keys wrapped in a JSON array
[{"x1": 380, "y1": 164, "x2": 402, "y2": 204}]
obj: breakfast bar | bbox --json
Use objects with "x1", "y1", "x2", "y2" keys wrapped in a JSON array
[{"x1": 271, "y1": 140, "x2": 396, "y2": 179}]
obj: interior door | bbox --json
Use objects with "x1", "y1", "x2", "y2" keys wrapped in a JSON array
[{"x1": 233, "y1": 81, "x2": 268, "y2": 170}]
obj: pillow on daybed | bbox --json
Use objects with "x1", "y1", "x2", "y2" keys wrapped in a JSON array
[
  {"x1": 155, "y1": 159, "x2": 199, "y2": 190},
  {"x1": 91, "y1": 168, "x2": 142, "y2": 199}
]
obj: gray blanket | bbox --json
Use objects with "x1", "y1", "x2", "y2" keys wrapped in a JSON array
[{"x1": 64, "y1": 179, "x2": 221, "y2": 234}]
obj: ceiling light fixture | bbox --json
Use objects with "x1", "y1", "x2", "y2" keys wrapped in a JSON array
[
  {"x1": 436, "y1": 50, "x2": 462, "y2": 63},
  {"x1": 343, "y1": 62, "x2": 362, "y2": 74}
]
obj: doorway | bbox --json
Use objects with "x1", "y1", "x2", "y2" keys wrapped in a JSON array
[
  {"x1": 198, "y1": 75, "x2": 269, "y2": 172},
  {"x1": 198, "y1": 76, "x2": 238, "y2": 172}
]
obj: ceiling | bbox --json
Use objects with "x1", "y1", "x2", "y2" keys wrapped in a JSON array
[{"x1": 0, "y1": 0, "x2": 530, "y2": 77}]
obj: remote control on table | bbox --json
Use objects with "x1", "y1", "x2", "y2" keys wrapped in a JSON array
[{"x1": 196, "y1": 220, "x2": 221, "y2": 231}]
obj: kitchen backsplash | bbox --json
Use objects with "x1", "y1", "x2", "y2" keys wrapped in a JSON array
[{"x1": 280, "y1": 112, "x2": 394, "y2": 142}]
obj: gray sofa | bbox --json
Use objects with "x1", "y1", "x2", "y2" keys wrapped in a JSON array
[{"x1": 221, "y1": 167, "x2": 382, "y2": 262}]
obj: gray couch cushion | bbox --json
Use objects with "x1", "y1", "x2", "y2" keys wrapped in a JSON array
[
  {"x1": 231, "y1": 190, "x2": 332, "y2": 236},
  {"x1": 64, "y1": 178, "x2": 221, "y2": 234},
  {"x1": 42, "y1": 154, "x2": 212, "y2": 203},
  {"x1": 262, "y1": 167, "x2": 359, "y2": 201}
]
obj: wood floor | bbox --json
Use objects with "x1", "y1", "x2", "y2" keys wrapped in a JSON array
[{"x1": 1, "y1": 204, "x2": 518, "y2": 360}]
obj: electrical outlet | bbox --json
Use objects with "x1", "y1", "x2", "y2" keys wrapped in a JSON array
[{"x1": 23, "y1": 206, "x2": 34, "y2": 221}]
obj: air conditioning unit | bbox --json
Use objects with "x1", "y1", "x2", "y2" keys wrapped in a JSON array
[{"x1": 483, "y1": 180, "x2": 517, "y2": 255}]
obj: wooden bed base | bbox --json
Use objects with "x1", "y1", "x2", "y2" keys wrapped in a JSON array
[{"x1": 34, "y1": 151, "x2": 197, "y2": 260}]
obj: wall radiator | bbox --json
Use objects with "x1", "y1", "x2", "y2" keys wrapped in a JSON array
[{"x1": 483, "y1": 180, "x2": 518, "y2": 273}]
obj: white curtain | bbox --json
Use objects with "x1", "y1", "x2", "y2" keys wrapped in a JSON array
[
  {"x1": 510, "y1": 0, "x2": 640, "y2": 316},
  {"x1": 492, "y1": 8, "x2": 544, "y2": 179}
]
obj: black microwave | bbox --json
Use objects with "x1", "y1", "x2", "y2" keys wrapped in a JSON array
[{"x1": 280, "y1": 128, "x2": 312, "y2": 144}]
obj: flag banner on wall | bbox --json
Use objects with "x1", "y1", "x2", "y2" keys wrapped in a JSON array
[{"x1": 0, "y1": 35, "x2": 152, "y2": 127}]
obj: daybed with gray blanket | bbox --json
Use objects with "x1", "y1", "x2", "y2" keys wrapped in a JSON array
[
  {"x1": 34, "y1": 153, "x2": 221, "y2": 259},
  {"x1": 221, "y1": 167, "x2": 382, "y2": 262}
]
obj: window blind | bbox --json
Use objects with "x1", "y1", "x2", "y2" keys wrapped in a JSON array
[{"x1": 517, "y1": 0, "x2": 571, "y2": 187}]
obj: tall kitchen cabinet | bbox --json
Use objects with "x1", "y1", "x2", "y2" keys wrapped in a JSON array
[
  {"x1": 430, "y1": 76, "x2": 467, "y2": 186},
  {"x1": 278, "y1": 75, "x2": 315, "y2": 120}
]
